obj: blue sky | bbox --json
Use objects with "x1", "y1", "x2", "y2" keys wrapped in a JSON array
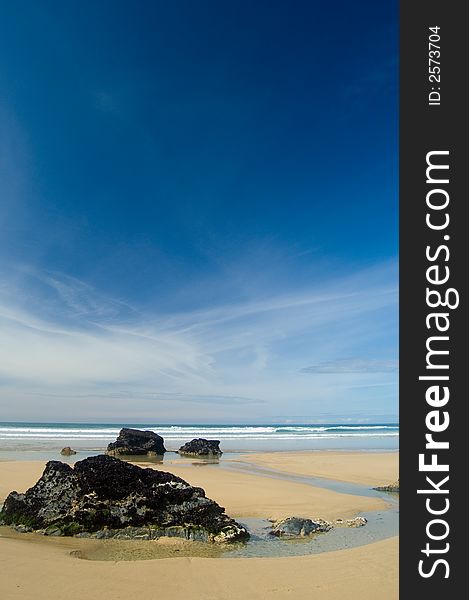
[{"x1": 0, "y1": 1, "x2": 398, "y2": 423}]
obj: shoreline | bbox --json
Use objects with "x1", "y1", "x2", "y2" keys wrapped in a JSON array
[{"x1": 0, "y1": 422, "x2": 400, "y2": 455}]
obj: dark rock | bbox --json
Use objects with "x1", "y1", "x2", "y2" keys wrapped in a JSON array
[
  {"x1": 60, "y1": 447, "x2": 77, "y2": 456},
  {"x1": 178, "y1": 438, "x2": 222, "y2": 457},
  {"x1": 374, "y1": 479, "x2": 399, "y2": 493},
  {"x1": 0, "y1": 455, "x2": 248, "y2": 543},
  {"x1": 270, "y1": 516, "x2": 332, "y2": 537},
  {"x1": 106, "y1": 428, "x2": 166, "y2": 456}
]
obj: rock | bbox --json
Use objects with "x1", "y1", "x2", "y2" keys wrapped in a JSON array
[
  {"x1": 60, "y1": 447, "x2": 77, "y2": 456},
  {"x1": 270, "y1": 516, "x2": 332, "y2": 537},
  {"x1": 106, "y1": 428, "x2": 166, "y2": 456},
  {"x1": 374, "y1": 479, "x2": 399, "y2": 493},
  {"x1": 0, "y1": 455, "x2": 248, "y2": 544},
  {"x1": 44, "y1": 525, "x2": 63, "y2": 536},
  {"x1": 13, "y1": 524, "x2": 32, "y2": 533},
  {"x1": 178, "y1": 438, "x2": 222, "y2": 457},
  {"x1": 332, "y1": 516, "x2": 367, "y2": 528},
  {"x1": 345, "y1": 516, "x2": 367, "y2": 528}
]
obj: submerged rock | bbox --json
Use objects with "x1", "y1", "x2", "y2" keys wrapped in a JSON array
[
  {"x1": 333, "y1": 516, "x2": 367, "y2": 528},
  {"x1": 106, "y1": 427, "x2": 166, "y2": 456},
  {"x1": 374, "y1": 479, "x2": 399, "y2": 493},
  {"x1": 0, "y1": 455, "x2": 249, "y2": 543},
  {"x1": 60, "y1": 447, "x2": 77, "y2": 456},
  {"x1": 270, "y1": 516, "x2": 332, "y2": 537},
  {"x1": 346, "y1": 516, "x2": 367, "y2": 527},
  {"x1": 178, "y1": 438, "x2": 222, "y2": 457},
  {"x1": 270, "y1": 515, "x2": 367, "y2": 537}
]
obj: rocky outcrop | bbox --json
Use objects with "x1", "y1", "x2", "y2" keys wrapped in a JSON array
[
  {"x1": 178, "y1": 438, "x2": 222, "y2": 457},
  {"x1": 374, "y1": 479, "x2": 399, "y2": 493},
  {"x1": 106, "y1": 428, "x2": 166, "y2": 456},
  {"x1": 60, "y1": 447, "x2": 77, "y2": 456},
  {"x1": 0, "y1": 455, "x2": 249, "y2": 543},
  {"x1": 270, "y1": 517, "x2": 332, "y2": 537}
]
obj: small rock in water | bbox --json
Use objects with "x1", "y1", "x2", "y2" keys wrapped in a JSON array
[
  {"x1": 178, "y1": 438, "x2": 222, "y2": 457},
  {"x1": 345, "y1": 516, "x2": 367, "y2": 528},
  {"x1": 270, "y1": 516, "x2": 332, "y2": 537},
  {"x1": 333, "y1": 516, "x2": 367, "y2": 528},
  {"x1": 60, "y1": 447, "x2": 77, "y2": 456},
  {"x1": 374, "y1": 479, "x2": 399, "y2": 493}
]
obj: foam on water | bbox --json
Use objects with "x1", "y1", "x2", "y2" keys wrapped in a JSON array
[{"x1": 0, "y1": 422, "x2": 399, "y2": 453}]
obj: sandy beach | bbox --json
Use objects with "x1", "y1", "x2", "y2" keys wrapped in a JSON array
[
  {"x1": 236, "y1": 450, "x2": 399, "y2": 486},
  {"x1": 0, "y1": 451, "x2": 398, "y2": 599}
]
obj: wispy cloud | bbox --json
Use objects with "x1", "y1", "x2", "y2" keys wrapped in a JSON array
[
  {"x1": 0, "y1": 260, "x2": 398, "y2": 421},
  {"x1": 300, "y1": 358, "x2": 399, "y2": 374},
  {"x1": 30, "y1": 390, "x2": 265, "y2": 406}
]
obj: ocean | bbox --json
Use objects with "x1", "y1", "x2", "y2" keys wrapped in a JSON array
[{"x1": 0, "y1": 422, "x2": 399, "y2": 454}]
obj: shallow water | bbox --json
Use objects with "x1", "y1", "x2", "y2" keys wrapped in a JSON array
[
  {"x1": 232, "y1": 504, "x2": 398, "y2": 558},
  {"x1": 219, "y1": 458, "x2": 391, "y2": 498},
  {"x1": 0, "y1": 449, "x2": 233, "y2": 463},
  {"x1": 72, "y1": 538, "x2": 227, "y2": 561}
]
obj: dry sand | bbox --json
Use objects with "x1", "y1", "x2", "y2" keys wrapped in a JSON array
[
  {"x1": 0, "y1": 533, "x2": 398, "y2": 600},
  {"x1": 0, "y1": 452, "x2": 398, "y2": 599}
]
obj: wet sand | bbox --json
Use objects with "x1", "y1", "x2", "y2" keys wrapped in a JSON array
[{"x1": 236, "y1": 450, "x2": 398, "y2": 487}]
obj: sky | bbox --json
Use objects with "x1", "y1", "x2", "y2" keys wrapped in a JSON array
[{"x1": 0, "y1": 0, "x2": 398, "y2": 423}]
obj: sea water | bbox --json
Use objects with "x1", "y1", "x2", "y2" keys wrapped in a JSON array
[{"x1": 0, "y1": 422, "x2": 399, "y2": 458}]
